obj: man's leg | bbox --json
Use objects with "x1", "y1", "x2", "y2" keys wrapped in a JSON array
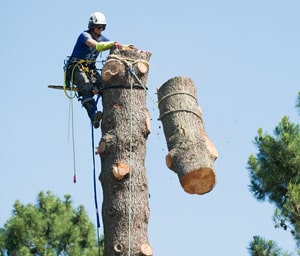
[{"x1": 73, "y1": 69, "x2": 99, "y2": 124}]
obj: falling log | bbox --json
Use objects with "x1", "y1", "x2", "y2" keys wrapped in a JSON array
[
  {"x1": 98, "y1": 45, "x2": 153, "y2": 256},
  {"x1": 157, "y1": 76, "x2": 218, "y2": 195}
]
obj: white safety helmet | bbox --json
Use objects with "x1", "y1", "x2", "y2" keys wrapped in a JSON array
[{"x1": 88, "y1": 12, "x2": 106, "y2": 29}]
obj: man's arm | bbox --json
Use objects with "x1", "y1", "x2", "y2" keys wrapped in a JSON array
[{"x1": 86, "y1": 38, "x2": 119, "y2": 52}]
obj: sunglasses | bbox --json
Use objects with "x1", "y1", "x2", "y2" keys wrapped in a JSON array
[{"x1": 95, "y1": 25, "x2": 106, "y2": 31}]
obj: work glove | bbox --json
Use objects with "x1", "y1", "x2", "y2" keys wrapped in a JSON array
[{"x1": 114, "y1": 42, "x2": 123, "y2": 47}]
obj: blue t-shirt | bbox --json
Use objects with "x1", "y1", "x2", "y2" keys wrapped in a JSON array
[{"x1": 70, "y1": 30, "x2": 109, "y2": 60}]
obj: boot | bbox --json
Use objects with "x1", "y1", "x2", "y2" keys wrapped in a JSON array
[{"x1": 93, "y1": 111, "x2": 103, "y2": 129}]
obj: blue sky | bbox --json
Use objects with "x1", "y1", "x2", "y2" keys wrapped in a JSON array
[{"x1": 1, "y1": 0, "x2": 299, "y2": 255}]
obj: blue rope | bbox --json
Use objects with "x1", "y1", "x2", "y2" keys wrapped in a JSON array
[{"x1": 91, "y1": 94, "x2": 101, "y2": 255}]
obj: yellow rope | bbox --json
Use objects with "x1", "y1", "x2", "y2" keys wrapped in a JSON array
[
  {"x1": 63, "y1": 59, "x2": 96, "y2": 99},
  {"x1": 63, "y1": 70, "x2": 76, "y2": 100},
  {"x1": 63, "y1": 58, "x2": 96, "y2": 183}
]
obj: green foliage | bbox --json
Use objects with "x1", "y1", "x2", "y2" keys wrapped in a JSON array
[
  {"x1": 248, "y1": 236, "x2": 292, "y2": 256},
  {"x1": 0, "y1": 229, "x2": 5, "y2": 256},
  {"x1": 248, "y1": 117, "x2": 300, "y2": 207},
  {"x1": 247, "y1": 94, "x2": 300, "y2": 254},
  {"x1": 296, "y1": 92, "x2": 300, "y2": 115},
  {"x1": 0, "y1": 191, "x2": 99, "y2": 256}
]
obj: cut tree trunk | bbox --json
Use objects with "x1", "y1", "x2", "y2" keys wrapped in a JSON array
[
  {"x1": 98, "y1": 45, "x2": 153, "y2": 256},
  {"x1": 157, "y1": 76, "x2": 218, "y2": 195}
]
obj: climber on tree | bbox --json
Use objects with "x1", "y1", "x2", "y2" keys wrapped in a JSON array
[{"x1": 64, "y1": 11, "x2": 121, "y2": 128}]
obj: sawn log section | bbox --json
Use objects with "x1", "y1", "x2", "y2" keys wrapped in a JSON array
[{"x1": 157, "y1": 76, "x2": 218, "y2": 195}]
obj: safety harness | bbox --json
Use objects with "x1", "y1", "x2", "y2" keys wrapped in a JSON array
[{"x1": 63, "y1": 57, "x2": 103, "y2": 99}]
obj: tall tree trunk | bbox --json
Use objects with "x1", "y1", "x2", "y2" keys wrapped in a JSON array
[
  {"x1": 97, "y1": 46, "x2": 153, "y2": 256},
  {"x1": 157, "y1": 76, "x2": 218, "y2": 195}
]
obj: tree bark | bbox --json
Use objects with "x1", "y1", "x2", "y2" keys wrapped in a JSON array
[
  {"x1": 98, "y1": 46, "x2": 153, "y2": 256},
  {"x1": 157, "y1": 76, "x2": 218, "y2": 195}
]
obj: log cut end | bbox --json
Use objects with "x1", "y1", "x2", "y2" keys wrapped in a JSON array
[
  {"x1": 140, "y1": 243, "x2": 153, "y2": 256},
  {"x1": 112, "y1": 162, "x2": 130, "y2": 180},
  {"x1": 180, "y1": 167, "x2": 216, "y2": 195},
  {"x1": 102, "y1": 59, "x2": 124, "y2": 82},
  {"x1": 145, "y1": 110, "x2": 151, "y2": 135}
]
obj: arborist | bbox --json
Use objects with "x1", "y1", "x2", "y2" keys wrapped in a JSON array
[{"x1": 64, "y1": 11, "x2": 121, "y2": 128}]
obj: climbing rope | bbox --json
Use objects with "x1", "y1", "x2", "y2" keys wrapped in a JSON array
[
  {"x1": 63, "y1": 59, "x2": 104, "y2": 184},
  {"x1": 129, "y1": 67, "x2": 157, "y2": 106},
  {"x1": 128, "y1": 64, "x2": 134, "y2": 256},
  {"x1": 63, "y1": 63, "x2": 76, "y2": 100},
  {"x1": 63, "y1": 58, "x2": 103, "y2": 254},
  {"x1": 63, "y1": 59, "x2": 87, "y2": 182},
  {"x1": 68, "y1": 99, "x2": 77, "y2": 183},
  {"x1": 90, "y1": 94, "x2": 102, "y2": 256}
]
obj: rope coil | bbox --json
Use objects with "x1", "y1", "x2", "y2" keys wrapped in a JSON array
[
  {"x1": 158, "y1": 91, "x2": 202, "y2": 121},
  {"x1": 159, "y1": 108, "x2": 203, "y2": 121},
  {"x1": 157, "y1": 91, "x2": 198, "y2": 106}
]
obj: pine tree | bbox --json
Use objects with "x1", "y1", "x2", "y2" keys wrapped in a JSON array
[
  {"x1": 247, "y1": 93, "x2": 300, "y2": 255},
  {"x1": 0, "y1": 191, "x2": 99, "y2": 255},
  {"x1": 248, "y1": 236, "x2": 292, "y2": 256}
]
